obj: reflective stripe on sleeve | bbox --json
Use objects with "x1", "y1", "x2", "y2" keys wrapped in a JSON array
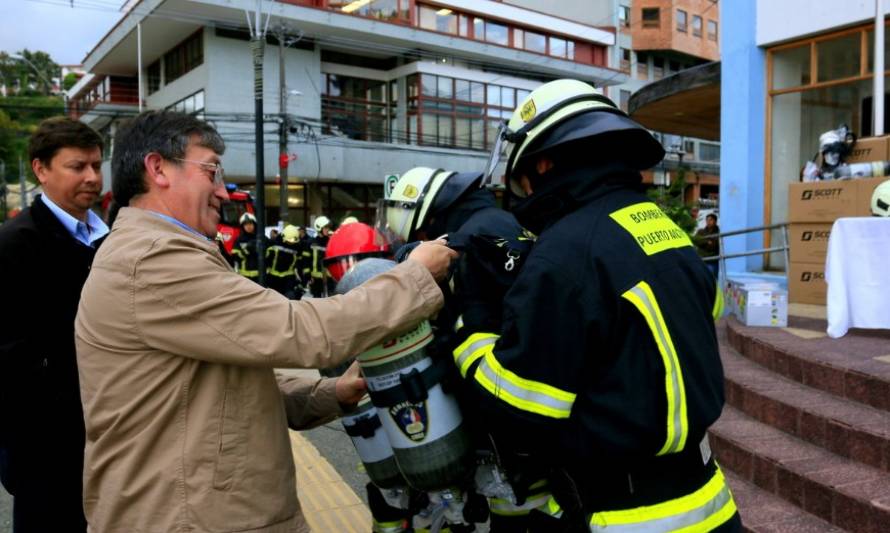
[
  {"x1": 474, "y1": 352, "x2": 576, "y2": 419},
  {"x1": 489, "y1": 490, "x2": 553, "y2": 516},
  {"x1": 372, "y1": 519, "x2": 408, "y2": 533},
  {"x1": 712, "y1": 281, "x2": 724, "y2": 320},
  {"x1": 589, "y1": 466, "x2": 737, "y2": 532},
  {"x1": 622, "y1": 281, "x2": 689, "y2": 455},
  {"x1": 452, "y1": 332, "x2": 498, "y2": 377}
]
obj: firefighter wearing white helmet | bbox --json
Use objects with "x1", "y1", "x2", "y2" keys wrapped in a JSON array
[
  {"x1": 454, "y1": 79, "x2": 739, "y2": 531},
  {"x1": 871, "y1": 179, "x2": 890, "y2": 216},
  {"x1": 309, "y1": 215, "x2": 334, "y2": 297},
  {"x1": 232, "y1": 212, "x2": 265, "y2": 283},
  {"x1": 374, "y1": 167, "x2": 539, "y2": 530}
]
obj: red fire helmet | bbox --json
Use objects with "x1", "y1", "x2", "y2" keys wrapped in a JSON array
[{"x1": 324, "y1": 222, "x2": 392, "y2": 282}]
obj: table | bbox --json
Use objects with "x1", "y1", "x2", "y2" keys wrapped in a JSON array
[{"x1": 825, "y1": 217, "x2": 890, "y2": 338}]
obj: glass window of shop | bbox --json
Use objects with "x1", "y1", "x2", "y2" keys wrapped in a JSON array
[
  {"x1": 320, "y1": 183, "x2": 384, "y2": 225},
  {"x1": 767, "y1": 23, "x2": 888, "y2": 268},
  {"x1": 321, "y1": 73, "x2": 389, "y2": 142}
]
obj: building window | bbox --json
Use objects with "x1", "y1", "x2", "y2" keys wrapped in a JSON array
[
  {"x1": 524, "y1": 31, "x2": 547, "y2": 54},
  {"x1": 417, "y1": 5, "x2": 457, "y2": 33},
  {"x1": 485, "y1": 20, "x2": 509, "y2": 46},
  {"x1": 684, "y1": 140, "x2": 695, "y2": 158},
  {"x1": 692, "y1": 15, "x2": 703, "y2": 37},
  {"x1": 619, "y1": 89, "x2": 631, "y2": 112},
  {"x1": 699, "y1": 142, "x2": 719, "y2": 162},
  {"x1": 677, "y1": 10, "x2": 687, "y2": 33},
  {"x1": 331, "y1": 0, "x2": 409, "y2": 22},
  {"x1": 619, "y1": 5, "x2": 630, "y2": 28},
  {"x1": 708, "y1": 20, "x2": 718, "y2": 41},
  {"x1": 642, "y1": 8, "x2": 660, "y2": 28},
  {"x1": 669, "y1": 60, "x2": 680, "y2": 73},
  {"x1": 407, "y1": 73, "x2": 526, "y2": 151},
  {"x1": 147, "y1": 60, "x2": 161, "y2": 95},
  {"x1": 166, "y1": 90, "x2": 205, "y2": 117},
  {"x1": 163, "y1": 30, "x2": 203, "y2": 85},
  {"x1": 620, "y1": 48, "x2": 631, "y2": 73},
  {"x1": 636, "y1": 52, "x2": 648, "y2": 80},
  {"x1": 321, "y1": 73, "x2": 389, "y2": 142},
  {"x1": 653, "y1": 56, "x2": 664, "y2": 80}
]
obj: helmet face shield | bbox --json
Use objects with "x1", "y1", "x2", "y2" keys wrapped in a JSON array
[
  {"x1": 482, "y1": 122, "x2": 510, "y2": 189},
  {"x1": 374, "y1": 197, "x2": 417, "y2": 249}
]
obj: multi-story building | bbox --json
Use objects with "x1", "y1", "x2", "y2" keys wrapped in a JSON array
[{"x1": 68, "y1": 0, "x2": 622, "y2": 227}]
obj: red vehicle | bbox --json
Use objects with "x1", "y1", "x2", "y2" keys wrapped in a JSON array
[{"x1": 217, "y1": 185, "x2": 255, "y2": 254}]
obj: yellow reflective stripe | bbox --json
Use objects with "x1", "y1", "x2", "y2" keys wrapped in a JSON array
[
  {"x1": 452, "y1": 333, "x2": 498, "y2": 377},
  {"x1": 609, "y1": 202, "x2": 693, "y2": 256},
  {"x1": 544, "y1": 496, "x2": 563, "y2": 518},
  {"x1": 489, "y1": 491, "x2": 552, "y2": 516},
  {"x1": 622, "y1": 281, "x2": 688, "y2": 455},
  {"x1": 474, "y1": 352, "x2": 576, "y2": 419},
  {"x1": 712, "y1": 281, "x2": 724, "y2": 320},
  {"x1": 589, "y1": 467, "x2": 736, "y2": 532},
  {"x1": 372, "y1": 519, "x2": 407, "y2": 533}
]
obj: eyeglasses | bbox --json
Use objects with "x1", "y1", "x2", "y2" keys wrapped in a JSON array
[{"x1": 174, "y1": 158, "x2": 225, "y2": 186}]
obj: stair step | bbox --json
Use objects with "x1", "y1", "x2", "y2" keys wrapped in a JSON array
[
  {"x1": 724, "y1": 317, "x2": 890, "y2": 413},
  {"x1": 723, "y1": 470, "x2": 843, "y2": 532},
  {"x1": 720, "y1": 341, "x2": 890, "y2": 472},
  {"x1": 710, "y1": 406, "x2": 890, "y2": 533}
]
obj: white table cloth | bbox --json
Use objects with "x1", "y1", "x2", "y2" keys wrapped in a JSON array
[{"x1": 825, "y1": 217, "x2": 890, "y2": 338}]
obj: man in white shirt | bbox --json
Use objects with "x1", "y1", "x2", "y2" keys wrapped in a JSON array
[{"x1": 0, "y1": 116, "x2": 106, "y2": 532}]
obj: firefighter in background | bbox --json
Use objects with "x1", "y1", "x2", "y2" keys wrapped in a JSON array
[
  {"x1": 294, "y1": 225, "x2": 313, "y2": 293},
  {"x1": 377, "y1": 167, "x2": 542, "y2": 532},
  {"x1": 232, "y1": 212, "x2": 267, "y2": 283},
  {"x1": 265, "y1": 224, "x2": 303, "y2": 299},
  {"x1": 450, "y1": 80, "x2": 738, "y2": 532},
  {"x1": 309, "y1": 215, "x2": 335, "y2": 297}
]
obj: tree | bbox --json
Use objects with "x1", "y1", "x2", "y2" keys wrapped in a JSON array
[
  {"x1": 0, "y1": 49, "x2": 60, "y2": 96},
  {"x1": 647, "y1": 167, "x2": 697, "y2": 235},
  {"x1": 63, "y1": 72, "x2": 81, "y2": 91}
]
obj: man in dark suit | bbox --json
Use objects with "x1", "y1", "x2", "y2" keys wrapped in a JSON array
[{"x1": 0, "y1": 117, "x2": 106, "y2": 532}]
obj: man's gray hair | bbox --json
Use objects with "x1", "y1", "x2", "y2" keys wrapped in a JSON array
[{"x1": 112, "y1": 111, "x2": 225, "y2": 206}]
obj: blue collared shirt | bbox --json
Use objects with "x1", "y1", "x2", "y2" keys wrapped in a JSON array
[
  {"x1": 39, "y1": 194, "x2": 109, "y2": 247},
  {"x1": 147, "y1": 211, "x2": 212, "y2": 241}
]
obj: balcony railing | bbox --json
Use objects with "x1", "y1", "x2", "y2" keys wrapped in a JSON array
[{"x1": 69, "y1": 75, "x2": 139, "y2": 119}]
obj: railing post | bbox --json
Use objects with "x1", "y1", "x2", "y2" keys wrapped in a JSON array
[{"x1": 781, "y1": 223, "x2": 791, "y2": 273}]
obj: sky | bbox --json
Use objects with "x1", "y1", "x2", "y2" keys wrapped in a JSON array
[{"x1": 0, "y1": 0, "x2": 122, "y2": 65}]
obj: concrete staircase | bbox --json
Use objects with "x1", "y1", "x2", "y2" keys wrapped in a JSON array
[{"x1": 712, "y1": 316, "x2": 890, "y2": 532}]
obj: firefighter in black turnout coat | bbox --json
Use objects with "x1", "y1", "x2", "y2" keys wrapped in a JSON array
[{"x1": 449, "y1": 79, "x2": 738, "y2": 532}]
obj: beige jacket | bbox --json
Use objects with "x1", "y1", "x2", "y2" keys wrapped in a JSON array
[{"x1": 75, "y1": 208, "x2": 442, "y2": 533}]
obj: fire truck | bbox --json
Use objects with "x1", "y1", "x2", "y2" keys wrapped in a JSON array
[{"x1": 217, "y1": 184, "x2": 255, "y2": 254}]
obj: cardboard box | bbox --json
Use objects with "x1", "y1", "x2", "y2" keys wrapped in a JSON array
[
  {"x1": 724, "y1": 277, "x2": 788, "y2": 327},
  {"x1": 845, "y1": 136, "x2": 889, "y2": 163},
  {"x1": 788, "y1": 223, "x2": 832, "y2": 263},
  {"x1": 857, "y1": 176, "x2": 890, "y2": 214},
  {"x1": 788, "y1": 180, "x2": 858, "y2": 222},
  {"x1": 788, "y1": 261, "x2": 827, "y2": 305}
]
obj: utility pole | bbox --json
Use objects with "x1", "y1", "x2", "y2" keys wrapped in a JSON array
[
  {"x1": 278, "y1": 27, "x2": 289, "y2": 224},
  {"x1": 246, "y1": 0, "x2": 270, "y2": 286}
]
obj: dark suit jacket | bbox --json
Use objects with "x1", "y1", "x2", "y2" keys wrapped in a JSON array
[{"x1": 0, "y1": 195, "x2": 104, "y2": 524}]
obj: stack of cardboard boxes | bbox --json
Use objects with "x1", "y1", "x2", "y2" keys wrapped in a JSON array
[{"x1": 787, "y1": 136, "x2": 889, "y2": 304}]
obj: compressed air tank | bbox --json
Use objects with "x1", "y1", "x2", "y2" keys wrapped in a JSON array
[
  {"x1": 340, "y1": 396, "x2": 405, "y2": 489},
  {"x1": 339, "y1": 259, "x2": 473, "y2": 491}
]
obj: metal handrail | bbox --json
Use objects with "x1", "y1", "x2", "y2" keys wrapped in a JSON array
[{"x1": 695, "y1": 222, "x2": 790, "y2": 284}]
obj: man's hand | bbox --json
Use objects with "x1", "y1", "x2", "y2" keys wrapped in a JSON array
[
  {"x1": 335, "y1": 361, "x2": 367, "y2": 407},
  {"x1": 408, "y1": 239, "x2": 458, "y2": 282}
]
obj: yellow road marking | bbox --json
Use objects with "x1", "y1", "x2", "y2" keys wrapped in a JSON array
[
  {"x1": 290, "y1": 430, "x2": 372, "y2": 532},
  {"x1": 781, "y1": 327, "x2": 826, "y2": 339}
]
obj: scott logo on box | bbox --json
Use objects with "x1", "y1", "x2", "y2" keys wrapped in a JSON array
[
  {"x1": 801, "y1": 188, "x2": 843, "y2": 200},
  {"x1": 800, "y1": 271, "x2": 825, "y2": 282},
  {"x1": 801, "y1": 230, "x2": 831, "y2": 242}
]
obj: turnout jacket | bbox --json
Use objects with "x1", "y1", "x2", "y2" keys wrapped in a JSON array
[
  {"x1": 453, "y1": 179, "x2": 725, "y2": 476},
  {"x1": 75, "y1": 208, "x2": 443, "y2": 533}
]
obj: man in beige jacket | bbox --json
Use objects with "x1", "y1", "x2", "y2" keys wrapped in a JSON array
[{"x1": 75, "y1": 111, "x2": 455, "y2": 533}]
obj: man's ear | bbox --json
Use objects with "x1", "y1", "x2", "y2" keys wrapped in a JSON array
[
  {"x1": 144, "y1": 153, "x2": 171, "y2": 188},
  {"x1": 31, "y1": 158, "x2": 48, "y2": 186}
]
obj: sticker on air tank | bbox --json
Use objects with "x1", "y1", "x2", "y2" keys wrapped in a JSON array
[{"x1": 366, "y1": 358, "x2": 463, "y2": 449}]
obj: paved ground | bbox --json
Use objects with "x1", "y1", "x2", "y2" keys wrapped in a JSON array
[{"x1": 0, "y1": 485, "x2": 10, "y2": 533}]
